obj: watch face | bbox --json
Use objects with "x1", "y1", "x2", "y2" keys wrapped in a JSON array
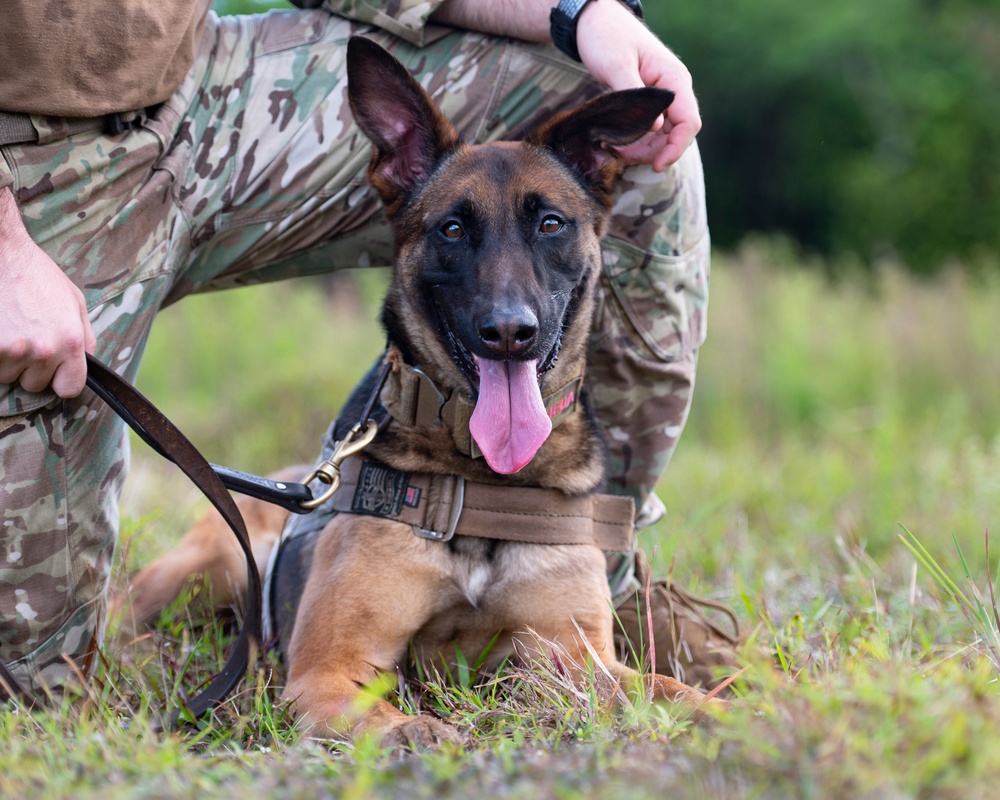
[{"x1": 557, "y1": 0, "x2": 591, "y2": 19}]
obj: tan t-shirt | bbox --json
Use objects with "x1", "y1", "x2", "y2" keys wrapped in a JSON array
[{"x1": 0, "y1": 0, "x2": 212, "y2": 117}]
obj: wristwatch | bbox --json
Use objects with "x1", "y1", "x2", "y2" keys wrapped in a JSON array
[{"x1": 550, "y1": 0, "x2": 644, "y2": 63}]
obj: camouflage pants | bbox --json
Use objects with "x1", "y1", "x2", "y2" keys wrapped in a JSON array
[{"x1": 0, "y1": 10, "x2": 708, "y2": 690}]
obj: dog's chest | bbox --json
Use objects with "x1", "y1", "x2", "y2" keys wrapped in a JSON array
[
  {"x1": 446, "y1": 537, "x2": 502, "y2": 608},
  {"x1": 441, "y1": 538, "x2": 557, "y2": 611},
  {"x1": 453, "y1": 559, "x2": 492, "y2": 608}
]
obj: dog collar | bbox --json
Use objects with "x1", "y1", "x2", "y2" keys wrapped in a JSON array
[{"x1": 380, "y1": 348, "x2": 583, "y2": 460}]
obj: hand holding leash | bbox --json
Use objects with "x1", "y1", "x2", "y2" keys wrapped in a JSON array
[{"x1": 0, "y1": 189, "x2": 95, "y2": 398}]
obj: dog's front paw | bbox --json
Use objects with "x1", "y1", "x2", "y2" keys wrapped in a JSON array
[{"x1": 380, "y1": 714, "x2": 464, "y2": 750}]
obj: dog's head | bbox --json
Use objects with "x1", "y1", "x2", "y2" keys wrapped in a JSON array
[{"x1": 347, "y1": 37, "x2": 672, "y2": 475}]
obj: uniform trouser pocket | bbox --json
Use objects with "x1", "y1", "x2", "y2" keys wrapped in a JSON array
[
  {"x1": 585, "y1": 142, "x2": 711, "y2": 510},
  {"x1": 602, "y1": 233, "x2": 710, "y2": 363}
]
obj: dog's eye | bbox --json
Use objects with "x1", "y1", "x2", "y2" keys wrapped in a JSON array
[
  {"x1": 539, "y1": 216, "x2": 564, "y2": 235},
  {"x1": 441, "y1": 221, "x2": 465, "y2": 240}
]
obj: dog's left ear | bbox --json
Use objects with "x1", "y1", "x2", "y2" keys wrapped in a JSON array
[
  {"x1": 527, "y1": 87, "x2": 674, "y2": 204},
  {"x1": 347, "y1": 36, "x2": 462, "y2": 211}
]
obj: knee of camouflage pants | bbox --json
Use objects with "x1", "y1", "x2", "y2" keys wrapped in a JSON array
[
  {"x1": 589, "y1": 146, "x2": 710, "y2": 515},
  {"x1": 0, "y1": 400, "x2": 126, "y2": 693}
]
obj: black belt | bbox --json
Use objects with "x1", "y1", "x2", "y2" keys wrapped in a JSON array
[{"x1": 0, "y1": 109, "x2": 154, "y2": 147}]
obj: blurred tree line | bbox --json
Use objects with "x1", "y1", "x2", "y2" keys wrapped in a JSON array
[
  {"x1": 650, "y1": 0, "x2": 1000, "y2": 273},
  {"x1": 215, "y1": 0, "x2": 1000, "y2": 273}
]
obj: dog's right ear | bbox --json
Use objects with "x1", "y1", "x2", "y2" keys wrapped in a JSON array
[
  {"x1": 527, "y1": 87, "x2": 674, "y2": 207},
  {"x1": 347, "y1": 37, "x2": 462, "y2": 211}
]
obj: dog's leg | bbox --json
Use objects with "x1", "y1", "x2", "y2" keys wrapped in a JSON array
[
  {"x1": 515, "y1": 622, "x2": 726, "y2": 725},
  {"x1": 506, "y1": 547, "x2": 726, "y2": 723},
  {"x1": 281, "y1": 516, "x2": 463, "y2": 749},
  {"x1": 113, "y1": 466, "x2": 308, "y2": 636}
]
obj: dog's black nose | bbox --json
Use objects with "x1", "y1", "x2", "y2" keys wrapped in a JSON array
[{"x1": 478, "y1": 307, "x2": 538, "y2": 357}]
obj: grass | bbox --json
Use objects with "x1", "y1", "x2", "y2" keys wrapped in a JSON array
[{"x1": 6, "y1": 241, "x2": 1000, "y2": 798}]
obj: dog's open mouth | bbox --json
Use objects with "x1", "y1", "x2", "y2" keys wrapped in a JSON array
[{"x1": 441, "y1": 312, "x2": 561, "y2": 474}]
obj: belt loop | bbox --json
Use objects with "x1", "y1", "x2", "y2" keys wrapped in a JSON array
[
  {"x1": 0, "y1": 111, "x2": 37, "y2": 147},
  {"x1": 104, "y1": 110, "x2": 144, "y2": 137}
]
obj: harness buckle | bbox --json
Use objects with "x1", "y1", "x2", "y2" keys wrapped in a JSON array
[{"x1": 413, "y1": 476, "x2": 465, "y2": 543}]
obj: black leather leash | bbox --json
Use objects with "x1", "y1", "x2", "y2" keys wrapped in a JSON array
[
  {"x1": 86, "y1": 354, "x2": 265, "y2": 728},
  {"x1": 88, "y1": 366, "x2": 314, "y2": 514},
  {"x1": 1, "y1": 355, "x2": 300, "y2": 724}
]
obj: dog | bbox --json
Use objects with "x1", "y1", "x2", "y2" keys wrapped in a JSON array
[{"x1": 118, "y1": 36, "x2": 722, "y2": 747}]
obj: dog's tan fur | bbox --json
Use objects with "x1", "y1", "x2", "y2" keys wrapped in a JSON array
[{"x1": 118, "y1": 38, "x2": 721, "y2": 747}]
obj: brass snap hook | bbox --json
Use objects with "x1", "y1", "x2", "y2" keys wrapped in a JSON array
[{"x1": 299, "y1": 419, "x2": 379, "y2": 510}]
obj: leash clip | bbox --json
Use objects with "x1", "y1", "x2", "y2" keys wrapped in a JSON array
[{"x1": 299, "y1": 419, "x2": 379, "y2": 510}]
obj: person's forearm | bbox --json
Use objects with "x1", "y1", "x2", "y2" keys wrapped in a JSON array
[
  {"x1": 430, "y1": 0, "x2": 555, "y2": 42},
  {"x1": 0, "y1": 187, "x2": 29, "y2": 255},
  {"x1": 0, "y1": 187, "x2": 96, "y2": 397}
]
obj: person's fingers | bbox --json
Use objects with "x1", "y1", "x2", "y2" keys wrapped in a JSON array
[
  {"x1": 50, "y1": 348, "x2": 88, "y2": 398},
  {"x1": 78, "y1": 291, "x2": 97, "y2": 355},
  {"x1": 653, "y1": 122, "x2": 698, "y2": 171},
  {"x1": 13, "y1": 358, "x2": 58, "y2": 395},
  {"x1": 617, "y1": 130, "x2": 667, "y2": 166}
]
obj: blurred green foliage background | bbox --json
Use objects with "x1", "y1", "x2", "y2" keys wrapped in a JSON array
[
  {"x1": 213, "y1": 0, "x2": 999, "y2": 274},
  {"x1": 651, "y1": 0, "x2": 1000, "y2": 273}
]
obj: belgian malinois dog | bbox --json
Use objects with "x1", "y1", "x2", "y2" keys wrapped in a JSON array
[{"x1": 119, "y1": 37, "x2": 721, "y2": 747}]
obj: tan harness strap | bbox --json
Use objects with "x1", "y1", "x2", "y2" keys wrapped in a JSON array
[{"x1": 329, "y1": 456, "x2": 635, "y2": 552}]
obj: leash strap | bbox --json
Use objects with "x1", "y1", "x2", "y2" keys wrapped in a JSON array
[
  {"x1": 207, "y1": 464, "x2": 312, "y2": 514},
  {"x1": 81, "y1": 365, "x2": 312, "y2": 514},
  {"x1": 0, "y1": 355, "x2": 263, "y2": 724},
  {"x1": 329, "y1": 456, "x2": 635, "y2": 551}
]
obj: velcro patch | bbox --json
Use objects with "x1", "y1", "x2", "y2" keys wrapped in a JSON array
[{"x1": 351, "y1": 461, "x2": 411, "y2": 518}]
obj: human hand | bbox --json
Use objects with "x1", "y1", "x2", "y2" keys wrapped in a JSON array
[
  {"x1": 576, "y1": 0, "x2": 701, "y2": 170},
  {"x1": 0, "y1": 191, "x2": 95, "y2": 398}
]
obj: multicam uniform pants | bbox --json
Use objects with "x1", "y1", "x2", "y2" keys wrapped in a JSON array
[{"x1": 0, "y1": 10, "x2": 708, "y2": 690}]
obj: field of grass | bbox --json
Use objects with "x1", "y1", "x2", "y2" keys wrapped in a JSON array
[{"x1": 5, "y1": 241, "x2": 1000, "y2": 798}]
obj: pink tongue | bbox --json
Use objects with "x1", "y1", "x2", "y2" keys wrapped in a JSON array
[{"x1": 469, "y1": 358, "x2": 552, "y2": 474}]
